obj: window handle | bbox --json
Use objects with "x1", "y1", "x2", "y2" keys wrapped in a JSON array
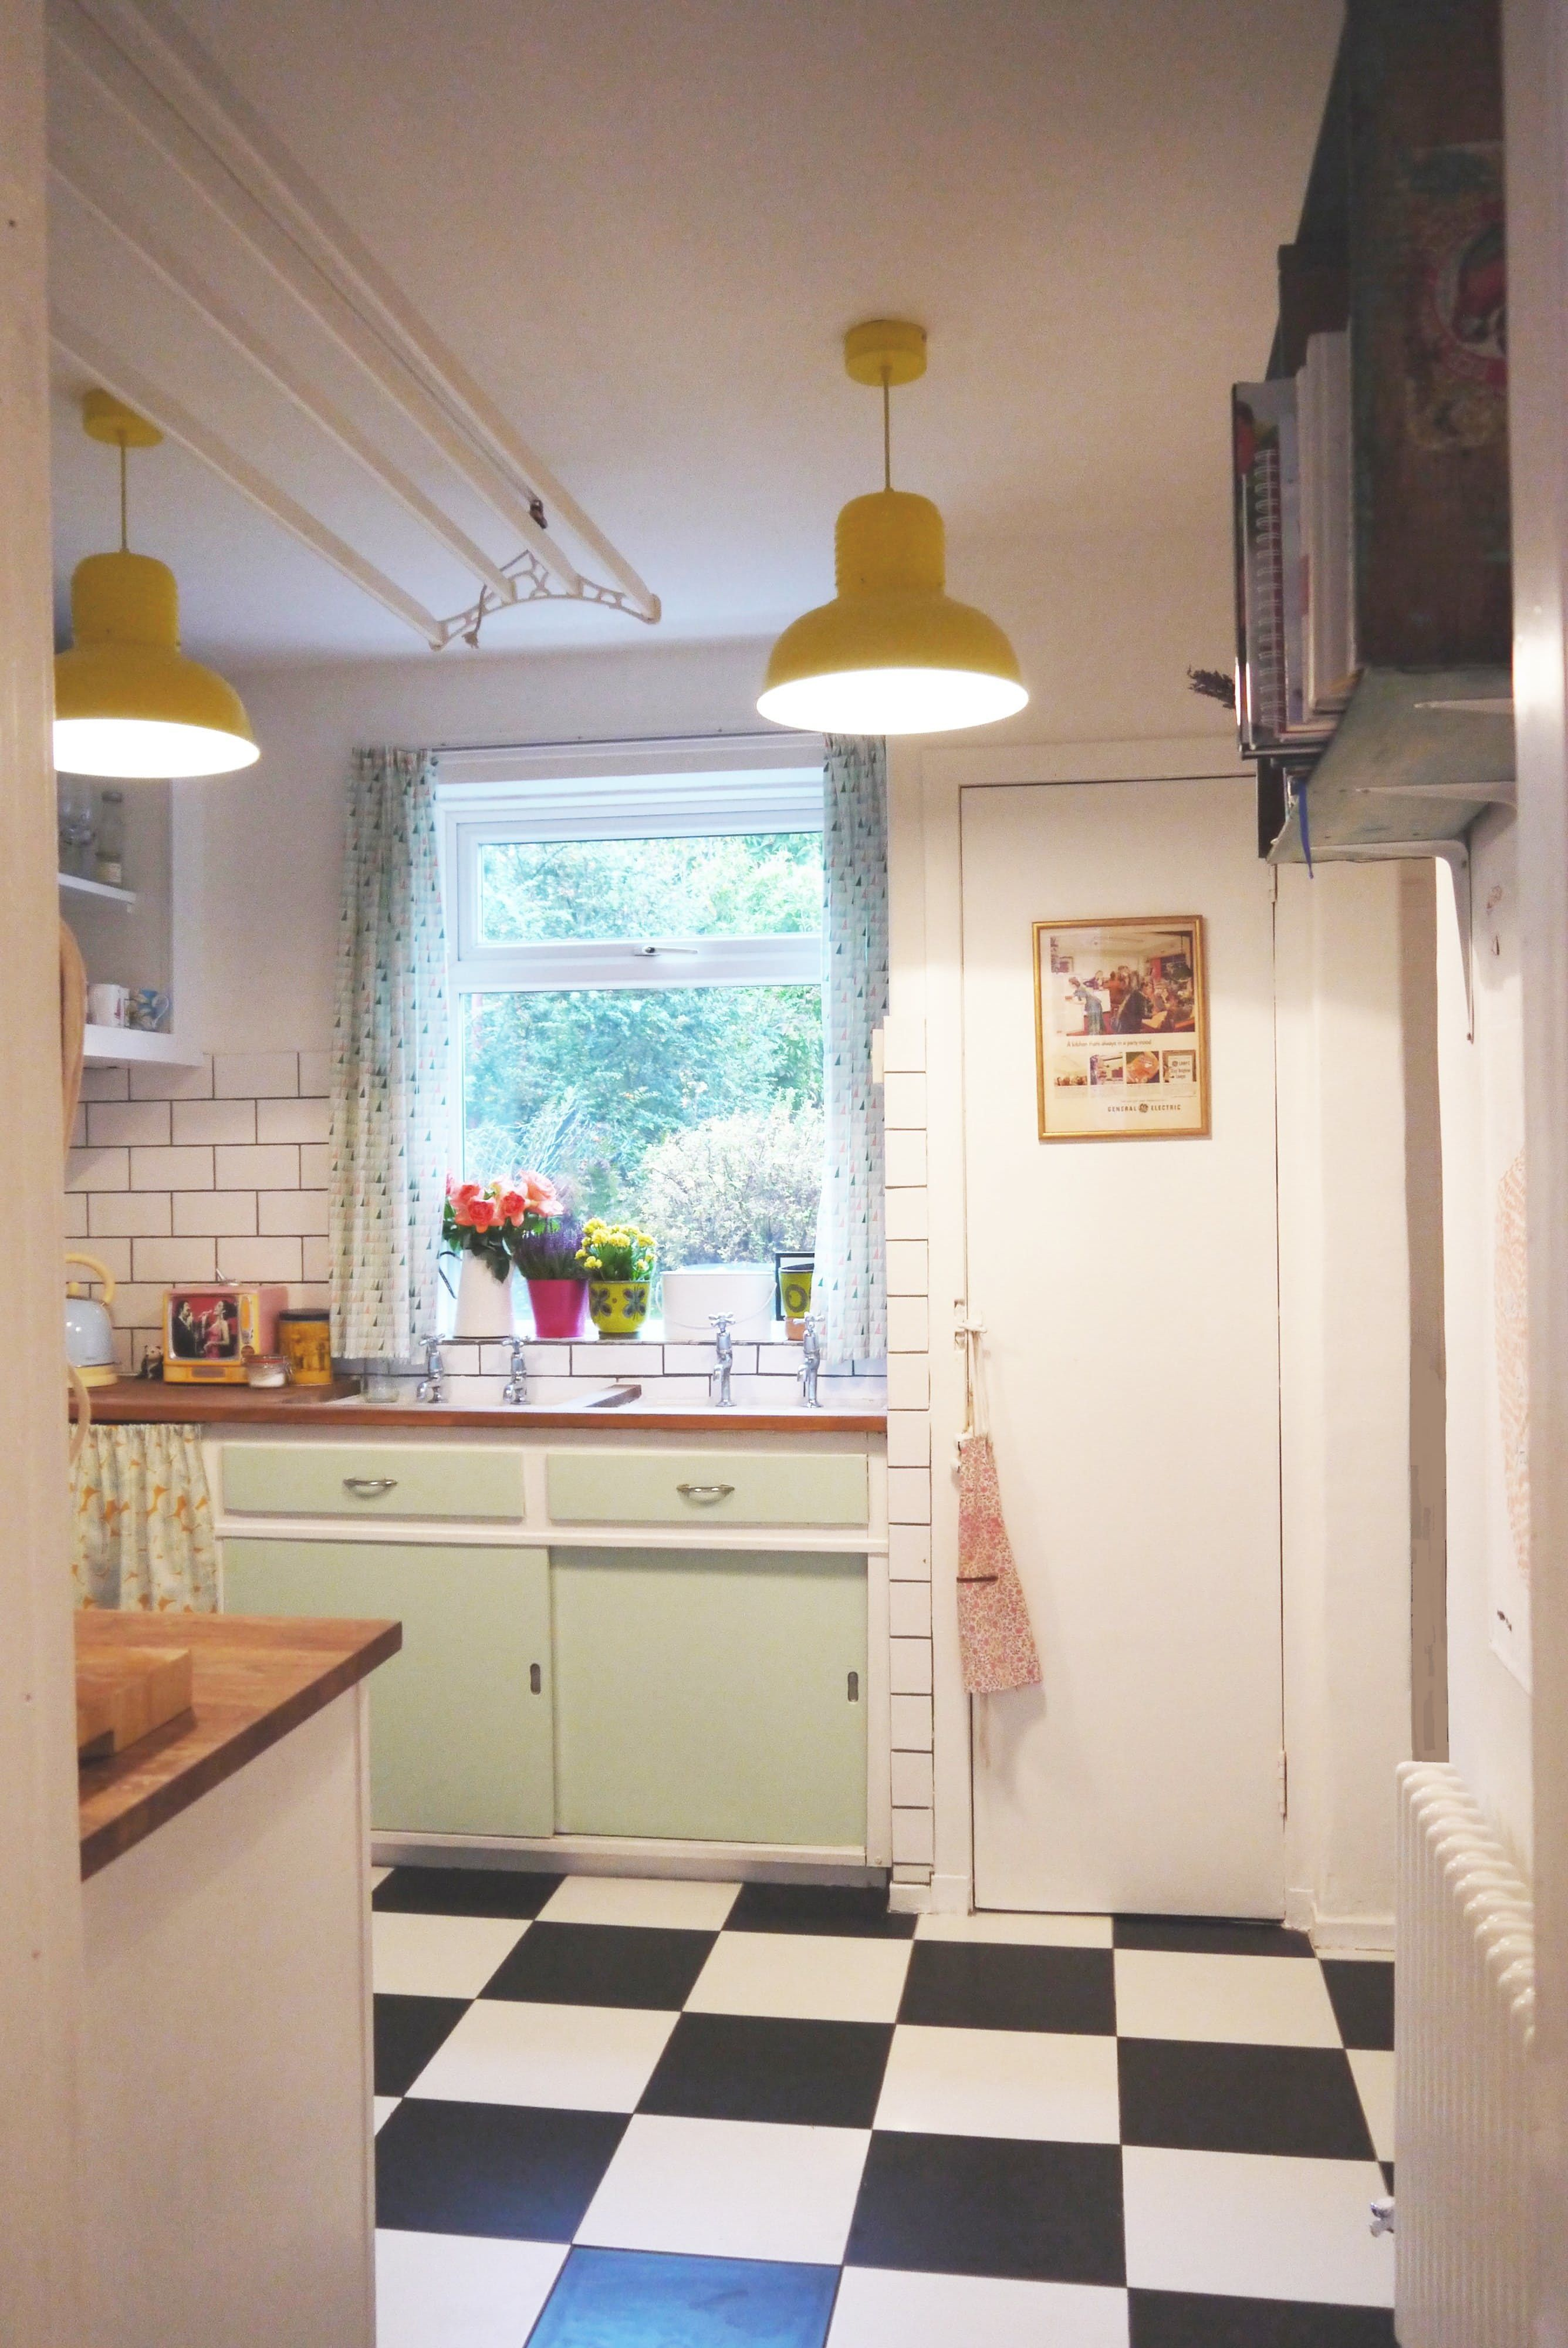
[
  {"x1": 343, "y1": 1476, "x2": 398, "y2": 1496},
  {"x1": 676, "y1": 1482, "x2": 735, "y2": 1504}
]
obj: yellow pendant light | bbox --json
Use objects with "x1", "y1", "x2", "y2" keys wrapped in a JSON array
[
  {"x1": 53, "y1": 390, "x2": 259, "y2": 780},
  {"x1": 759, "y1": 321, "x2": 1028, "y2": 736}
]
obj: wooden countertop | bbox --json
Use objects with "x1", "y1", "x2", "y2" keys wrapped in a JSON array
[
  {"x1": 82, "y1": 1379, "x2": 885, "y2": 1435},
  {"x1": 77, "y1": 1612, "x2": 400, "y2": 1880}
]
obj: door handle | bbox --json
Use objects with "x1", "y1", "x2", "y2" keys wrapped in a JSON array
[
  {"x1": 847, "y1": 1671, "x2": 860, "y2": 1703},
  {"x1": 675, "y1": 1482, "x2": 735, "y2": 1504},
  {"x1": 342, "y1": 1476, "x2": 398, "y2": 1496},
  {"x1": 529, "y1": 1663, "x2": 542, "y2": 1695}
]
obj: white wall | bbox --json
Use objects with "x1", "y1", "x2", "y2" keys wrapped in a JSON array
[{"x1": 1436, "y1": 808, "x2": 1534, "y2": 1873}]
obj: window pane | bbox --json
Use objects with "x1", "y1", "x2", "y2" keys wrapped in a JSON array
[
  {"x1": 462, "y1": 984, "x2": 823, "y2": 1266},
  {"x1": 475, "y1": 831, "x2": 823, "y2": 945}
]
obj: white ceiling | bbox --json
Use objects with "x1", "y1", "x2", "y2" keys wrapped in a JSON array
[{"x1": 46, "y1": 0, "x2": 1342, "y2": 668}]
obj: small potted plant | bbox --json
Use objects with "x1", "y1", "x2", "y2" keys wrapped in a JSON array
[
  {"x1": 577, "y1": 1220, "x2": 656, "y2": 1337},
  {"x1": 508, "y1": 1208, "x2": 589, "y2": 1340},
  {"x1": 442, "y1": 1175, "x2": 557, "y2": 1338}
]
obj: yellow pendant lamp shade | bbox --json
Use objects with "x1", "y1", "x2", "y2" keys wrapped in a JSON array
[
  {"x1": 759, "y1": 322, "x2": 1027, "y2": 737},
  {"x1": 53, "y1": 393, "x2": 259, "y2": 780}
]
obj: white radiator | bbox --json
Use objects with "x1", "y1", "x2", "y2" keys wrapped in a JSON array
[{"x1": 1395, "y1": 1760, "x2": 1535, "y2": 2348}]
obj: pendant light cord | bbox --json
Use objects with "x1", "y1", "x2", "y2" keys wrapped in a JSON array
[
  {"x1": 119, "y1": 438, "x2": 129, "y2": 552},
  {"x1": 881, "y1": 369, "x2": 892, "y2": 491}
]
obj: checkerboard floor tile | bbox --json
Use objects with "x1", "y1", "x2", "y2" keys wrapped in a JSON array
[{"x1": 370, "y1": 1871, "x2": 1397, "y2": 2346}]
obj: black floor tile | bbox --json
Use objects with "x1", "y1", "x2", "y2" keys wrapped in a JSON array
[
  {"x1": 479, "y1": 1920, "x2": 716, "y2": 2009},
  {"x1": 639, "y1": 2013, "x2": 894, "y2": 2128},
  {"x1": 373, "y1": 1993, "x2": 468, "y2": 2096},
  {"x1": 1114, "y1": 1915, "x2": 1316, "y2": 1958},
  {"x1": 1119, "y1": 2039, "x2": 1374, "y2": 2160},
  {"x1": 530, "y1": 2246, "x2": 840, "y2": 2348},
  {"x1": 898, "y1": 1941, "x2": 1116, "y2": 2034},
  {"x1": 374, "y1": 2097, "x2": 624, "y2": 2241},
  {"x1": 373, "y1": 1864, "x2": 563, "y2": 1918},
  {"x1": 727, "y1": 1882, "x2": 917, "y2": 1938},
  {"x1": 1130, "y1": 2288, "x2": 1396, "y2": 2346},
  {"x1": 1322, "y1": 1959, "x2": 1395, "y2": 2050},
  {"x1": 846, "y1": 2130, "x2": 1124, "y2": 2284}
]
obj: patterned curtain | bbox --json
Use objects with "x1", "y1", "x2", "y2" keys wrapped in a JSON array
[
  {"x1": 815, "y1": 734, "x2": 890, "y2": 1365},
  {"x1": 330, "y1": 748, "x2": 451, "y2": 1359},
  {"x1": 71, "y1": 1423, "x2": 217, "y2": 1612}
]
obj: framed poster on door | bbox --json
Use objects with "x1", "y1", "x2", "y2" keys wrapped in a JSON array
[{"x1": 1032, "y1": 914, "x2": 1210, "y2": 1140}]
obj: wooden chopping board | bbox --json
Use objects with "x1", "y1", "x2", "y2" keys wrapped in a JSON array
[{"x1": 76, "y1": 1620, "x2": 194, "y2": 1760}]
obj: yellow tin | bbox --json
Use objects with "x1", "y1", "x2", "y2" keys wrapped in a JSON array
[{"x1": 277, "y1": 1308, "x2": 333, "y2": 1385}]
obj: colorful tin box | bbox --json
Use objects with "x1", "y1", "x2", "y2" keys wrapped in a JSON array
[{"x1": 161, "y1": 1284, "x2": 287, "y2": 1382}]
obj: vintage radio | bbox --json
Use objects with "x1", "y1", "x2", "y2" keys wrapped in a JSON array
[{"x1": 161, "y1": 1284, "x2": 288, "y2": 1382}]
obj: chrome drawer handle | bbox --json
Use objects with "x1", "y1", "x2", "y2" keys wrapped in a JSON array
[
  {"x1": 343, "y1": 1476, "x2": 398, "y2": 1497},
  {"x1": 676, "y1": 1481, "x2": 735, "y2": 1504}
]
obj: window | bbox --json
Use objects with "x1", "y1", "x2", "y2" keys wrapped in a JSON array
[{"x1": 441, "y1": 744, "x2": 825, "y2": 1268}]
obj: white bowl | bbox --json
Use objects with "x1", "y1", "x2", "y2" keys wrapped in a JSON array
[{"x1": 660, "y1": 1264, "x2": 777, "y2": 1342}]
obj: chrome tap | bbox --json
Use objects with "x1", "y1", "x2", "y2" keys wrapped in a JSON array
[
  {"x1": 502, "y1": 1338, "x2": 529, "y2": 1406},
  {"x1": 415, "y1": 1334, "x2": 444, "y2": 1404},
  {"x1": 798, "y1": 1313, "x2": 823, "y2": 1409},
  {"x1": 708, "y1": 1314, "x2": 735, "y2": 1408}
]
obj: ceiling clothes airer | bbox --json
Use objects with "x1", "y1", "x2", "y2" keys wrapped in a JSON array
[{"x1": 955, "y1": 1317, "x2": 1041, "y2": 1697}]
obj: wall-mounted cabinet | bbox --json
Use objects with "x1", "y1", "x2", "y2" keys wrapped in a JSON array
[{"x1": 59, "y1": 775, "x2": 201, "y2": 1065}]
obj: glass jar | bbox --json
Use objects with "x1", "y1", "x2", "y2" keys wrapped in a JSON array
[{"x1": 94, "y1": 790, "x2": 125, "y2": 888}]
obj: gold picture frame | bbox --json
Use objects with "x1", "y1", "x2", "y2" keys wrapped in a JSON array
[{"x1": 1032, "y1": 915, "x2": 1211, "y2": 1141}]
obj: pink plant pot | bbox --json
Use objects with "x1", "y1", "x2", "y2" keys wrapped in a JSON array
[{"x1": 527, "y1": 1277, "x2": 590, "y2": 1340}]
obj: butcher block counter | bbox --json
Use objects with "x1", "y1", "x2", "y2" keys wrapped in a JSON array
[{"x1": 79, "y1": 1608, "x2": 399, "y2": 2348}]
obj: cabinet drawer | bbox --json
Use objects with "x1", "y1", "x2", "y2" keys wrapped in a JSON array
[
  {"x1": 221, "y1": 1442, "x2": 523, "y2": 1522},
  {"x1": 546, "y1": 1448, "x2": 867, "y2": 1528}
]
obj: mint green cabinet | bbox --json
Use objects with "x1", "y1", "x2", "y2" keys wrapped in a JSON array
[
  {"x1": 223, "y1": 1539, "x2": 553, "y2": 1836},
  {"x1": 221, "y1": 1443, "x2": 524, "y2": 1522},
  {"x1": 551, "y1": 1547, "x2": 867, "y2": 1847},
  {"x1": 546, "y1": 1449, "x2": 867, "y2": 1529}
]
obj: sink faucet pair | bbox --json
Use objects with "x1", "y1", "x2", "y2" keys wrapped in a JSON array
[
  {"x1": 707, "y1": 1312, "x2": 823, "y2": 1408},
  {"x1": 418, "y1": 1335, "x2": 529, "y2": 1405}
]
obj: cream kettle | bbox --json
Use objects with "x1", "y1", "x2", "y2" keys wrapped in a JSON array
[{"x1": 65, "y1": 1251, "x2": 119, "y2": 1386}]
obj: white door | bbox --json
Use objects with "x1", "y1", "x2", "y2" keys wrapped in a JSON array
[{"x1": 962, "y1": 777, "x2": 1285, "y2": 1917}]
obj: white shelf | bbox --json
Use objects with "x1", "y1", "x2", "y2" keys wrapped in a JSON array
[
  {"x1": 59, "y1": 870, "x2": 137, "y2": 907},
  {"x1": 82, "y1": 1024, "x2": 202, "y2": 1068}
]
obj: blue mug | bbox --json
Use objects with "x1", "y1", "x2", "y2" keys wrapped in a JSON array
[{"x1": 128, "y1": 988, "x2": 171, "y2": 1033}]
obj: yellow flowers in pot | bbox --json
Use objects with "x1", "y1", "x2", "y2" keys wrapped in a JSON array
[{"x1": 577, "y1": 1220, "x2": 657, "y2": 1337}]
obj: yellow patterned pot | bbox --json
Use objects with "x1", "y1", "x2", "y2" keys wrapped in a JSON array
[{"x1": 588, "y1": 1279, "x2": 650, "y2": 1336}]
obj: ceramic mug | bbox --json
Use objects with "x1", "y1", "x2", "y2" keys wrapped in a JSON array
[
  {"x1": 86, "y1": 982, "x2": 129, "y2": 1029},
  {"x1": 128, "y1": 987, "x2": 171, "y2": 1032}
]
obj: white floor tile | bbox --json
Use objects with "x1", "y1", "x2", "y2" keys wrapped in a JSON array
[
  {"x1": 1122, "y1": 2146, "x2": 1395, "y2": 2307},
  {"x1": 371, "y1": 1911, "x2": 529, "y2": 2000},
  {"x1": 373, "y1": 2097, "x2": 400, "y2": 2133},
  {"x1": 407, "y1": 1998, "x2": 678, "y2": 2113},
  {"x1": 576, "y1": 2113, "x2": 871, "y2": 2264},
  {"x1": 1113, "y1": 1949, "x2": 1341, "y2": 2046},
  {"x1": 687, "y1": 1931, "x2": 911, "y2": 2023},
  {"x1": 876, "y1": 2024, "x2": 1121, "y2": 2143},
  {"x1": 374, "y1": 2229, "x2": 566, "y2": 2348},
  {"x1": 538, "y1": 1874, "x2": 741, "y2": 1932},
  {"x1": 829, "y1": 2268, "x2": 1130, "y2": 2348},
  {"x1": 1348, "y1": 2047, "x2": 1395, "y2": 2161},
  {"x1": 916, "y1": 1911, "x2": 1114, "y2": 1947}
]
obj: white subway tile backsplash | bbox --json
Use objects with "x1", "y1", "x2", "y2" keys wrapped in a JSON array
[
  {"x1": 129, "y1": 1058, "x2": 214, "y2": 1102},
  {"x1": 259, "y1": 1189, "x2": 330, "y2": 1236},
  {"x1": 890, "y1": 1638, "x2": 934, "y2": 1696},
  {"x1": 71, "y1": 1236, "x2": 131, "y2": 1285},
  {"x1": 215, "y1": 1143, "x2": 299, "y2": 1189},
  {"x1": 884, "y1": 1129, "x2": 928, "y2": 1187},
  {"x1": 890, "y1": 1693, "x2": 933, "y2": 1752},
  {"x1": 886, "y1": 1355, "x2": 931, "y2": 1413},
  {"x1": 214, "y1": 1051, "x2": 299, "y2": 1099},
  {"x1": 888, "y1": 1468, "x2": 933, "y2": 1524},
  {"x1": 68, "y1": 1146, "x2": 129, "y2": 1193},
  {"x1": 63, "y1": 1193, "x2": 88, "y2": 1237},
  {"x1": 886, "y1": 1240, "x2": 929, "y2": 1297},
  {"x1": 78, "y1": 1064, "x2": 130, "y2": 1101},
  {"x1": 302, "y1": 1236, "x2": 332, "y2": 1282},
  {"x1": 173, "y1": 1190, "x2": 258, "y2": 1237},
  {"x1": 882, "y1": 1072, "x2": 927, "y2": 1128},
  {"x1": 104, "y1": 1282, "x2": 168, "y2": 1329},
  {"x1": 298, "y1": 1049, "x2": 332, "y2": 1095},
  {"x1": 130, "y1": 1145, "x2": 214, "y2": 1191},
  {"x1": 890, "y1": 1581, "x2": 932, "y2": 1638},
  {"x1": 887, "y1": 1414, "x2": 931, "y2": 1470},
  {"x1": 292, "y1": 1283, "x2": 331, "y2": 1311},
  {"x1": 173, "y1": 1098, "x2": 256, "y2": 1146},
  {"x1": 89, "y1": 1192, "x2": 173, "y2": 1238},
  {"x1": 888, "y1": 1525, "x2": 934, "y2": 1581},
  {"x1": 133, "y1": 1237, "x2": 218, "y2": 1284},
  {"x1": 86, "y1": 1100, "x2": 171, "y2": 1149},
  {"x1": 256, "y1": 1096, "x2": 330, "y2": 1144},
  {"x1": 886, "y1": 1297, "x2": 930, "y2": 1355},
  {"x1": 212, "y1": 1236, "x2": 303, "y2": 1282},
  {"x1": 70, "y1": 1108, "x2": 86, "y2": 1149},
  {"x1": 891, "y1": 1807, "x2": 935, "y2": 1866},
  {"x1": 891, "y1": 1749, "x2": 934, "y2": 1808},
  {"x1": 884, "y1": 1187, "x2": 929, "y2": 1242},
  {"x1": 570, "y1": 1341, "x2": 663, "y2": 1377}
]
